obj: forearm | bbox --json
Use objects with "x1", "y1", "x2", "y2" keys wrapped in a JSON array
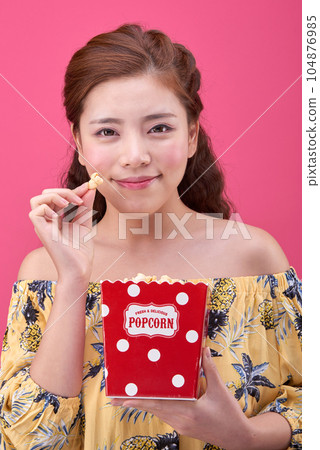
[
  {"x1": 245, "y1": 412, "x2": 292, "y2": 450},
  {"x1": 30, "y1": 277, "x2": 89, "y2": 397}
]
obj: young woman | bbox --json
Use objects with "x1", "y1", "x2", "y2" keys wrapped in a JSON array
[{"x1": 0, "y1": 24, "x2": 301, "y2": 449}]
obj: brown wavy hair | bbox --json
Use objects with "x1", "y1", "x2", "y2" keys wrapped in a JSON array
[{"x1": 60, "y1": 23, "x2": 234, "y2": 222}]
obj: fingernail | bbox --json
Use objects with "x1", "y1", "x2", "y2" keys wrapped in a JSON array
[{"x1": 111, "y1": 400, "x2": 122, "y2": 406}]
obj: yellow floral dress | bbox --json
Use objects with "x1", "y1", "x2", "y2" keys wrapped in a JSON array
[{"x1": 0, "y1": 267, "x2": 302, "y2": 449}]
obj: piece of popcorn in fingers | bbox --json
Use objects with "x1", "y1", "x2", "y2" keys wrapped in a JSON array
[{"x1": 88, "y1": 172, "x2": 104, "y2": 189}]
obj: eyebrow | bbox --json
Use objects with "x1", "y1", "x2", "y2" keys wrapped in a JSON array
[{"x1": 89, "y1": 113, "x2": 177, "y2": 125}]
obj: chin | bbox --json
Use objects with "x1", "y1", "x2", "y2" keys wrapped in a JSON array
[{"x1": 117, "y1": 203, "x2": 163, "y2": 216}]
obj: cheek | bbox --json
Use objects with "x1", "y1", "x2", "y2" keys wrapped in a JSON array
[
  {"x1": 82, "y1": 145, "x2": 115, "y2": 173},
  {"x1": 160, "y1": 142, "x2": 189, "y2": 169}
]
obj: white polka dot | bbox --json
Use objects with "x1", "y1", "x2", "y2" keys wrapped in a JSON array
[
  {"x1": 104, "y1": 367, "x2": 108, "y2": 378},
  {"x1": 125, "y1": 383, "x2": 138, "y2": 396},
  {"x1": 176, "y1": 292, "x2": 189, "y2": 305},
  {"x1": 102, "y1": 304, "x2": 110, "y2": 317},
  {"x1": 116, "y1": 339, "x2": 129, "y2": 352},
  {"x1": 148, "y1": 349, "x2": 161, "y2": 362},
  {"x1": 127, "y1": 284, "x2": 140, "y2": 297},
  {"x1": 172, "y1": 374, "x2": 185, "y2": 388},
  {"x1": 186, "y1": 330, "x2": 199, "y2": 343}
]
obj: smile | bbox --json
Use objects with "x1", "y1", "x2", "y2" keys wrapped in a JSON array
[{"x1": 112, "y1": 175, "x2": 161, "y2": 190}]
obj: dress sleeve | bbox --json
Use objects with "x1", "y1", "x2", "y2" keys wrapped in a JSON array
[
  {"x1": 257, "y1": 268, "x2": 302, "y2": 449},
  {"x1": 0, "y1": 281, "x2": 83, "y2": 449}
]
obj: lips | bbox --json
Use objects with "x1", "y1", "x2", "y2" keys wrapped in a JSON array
[
  {"x1": 112, "y1": 175, "x2": 161, "y2": 190},
  {"x1": 115, "y1": 175, "x2": 160, "y2": 183}
]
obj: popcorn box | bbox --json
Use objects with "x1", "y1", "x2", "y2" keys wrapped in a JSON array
[{"x1": 100, "y1": 276, "x2": 210, "y2": 399}]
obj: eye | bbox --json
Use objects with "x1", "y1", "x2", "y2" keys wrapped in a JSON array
[
  {"x1": 96, "y1": 128, "x2": 118, "y2": 137},
  {"x1": 149, "y1": 124, "x2": 173, "y2": 134}
]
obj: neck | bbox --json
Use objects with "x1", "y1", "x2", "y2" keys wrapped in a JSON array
[{"x1": 95, "y1": 199, "x2": 197, "y2": 249}]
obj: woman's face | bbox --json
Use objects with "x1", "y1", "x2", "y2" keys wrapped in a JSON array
[{"x1": 72, "y1": 75, "x2": 198, "y2": 214}]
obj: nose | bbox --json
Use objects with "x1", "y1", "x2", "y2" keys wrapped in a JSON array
[{"x1": 119, "y1": 133, "x2": 151, "y2": 168}]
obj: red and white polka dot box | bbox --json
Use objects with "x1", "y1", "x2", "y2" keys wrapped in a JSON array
[{"x1": 101, "y1": 276, "x2": 210, "y2": 399}]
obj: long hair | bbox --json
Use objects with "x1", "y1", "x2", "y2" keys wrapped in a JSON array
[{"x1": 60, "y1": 24, "x2": 234, "y2": 222}]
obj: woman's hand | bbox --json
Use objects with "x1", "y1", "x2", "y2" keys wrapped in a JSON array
[
  {"x1": 111, "y1": 347, "x2": 251, "y2": 449},
  {"x1": 28, "y1": 182, "x2": 97, "y2": 281}
]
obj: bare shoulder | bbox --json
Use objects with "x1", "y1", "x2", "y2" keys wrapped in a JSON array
[
  {"x1": 236, "y1": 222, "x2": 291, "y2": 275},
  {"x1": 185, "y1": 215, "x2": 291, "y2": 277},
  {"x1": 17, "y1": 247, "x2": 58, "y2": 281}
]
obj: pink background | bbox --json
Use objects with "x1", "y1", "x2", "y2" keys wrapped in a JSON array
[{"x1": 0, "y1": 0, "x2": 301, "y2": 343}]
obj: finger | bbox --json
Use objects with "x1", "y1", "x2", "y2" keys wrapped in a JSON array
[
  {"x1": 201, "y1": 347, "x2": 223, "y2": 393},
  {"x1": 31, "y1": 192, "x2": 84, "y2": 211},
  {"x1": 29, "y1": 204, "x2": 59, "y2": 233},
  {"x1": 73, "y1": 181, "x2": 90, "y2": 195},
  {"x1": 120, "y1": 398, "x2": 192, "y2": 415},
  {"x1": 115, "y1": 398, "x2": 165, "y2": 412},
  {"x1": 118, "y1": 398, "x2": 197, "y2": 433},
  {"x1": 31, "y1": 193, "x2": 73, "y2": 212},
  {"x1": 71, "y1": 188, "x2": 96, "y2": 229},
  {"x1": 42, "y1": 182, "x2": 89, "y2": 197},
  {"x1": 29, "y1": 205, "x2": 61, "y2": 245},
  {"x1": 29, "y1": 203, "x2": 58, "y2": 220}
]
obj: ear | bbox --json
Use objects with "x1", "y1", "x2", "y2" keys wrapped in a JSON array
[
  {"x1": 70, "y1": 123, "x2": 86, "y2": 167},
  {"x1": 188, "y1": 121, "x2": 199, "y2": 158}
]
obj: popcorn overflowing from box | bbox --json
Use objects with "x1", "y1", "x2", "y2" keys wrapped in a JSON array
[{"x1": 100, "y1": 273, "x2": 211, "y2": 399}]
